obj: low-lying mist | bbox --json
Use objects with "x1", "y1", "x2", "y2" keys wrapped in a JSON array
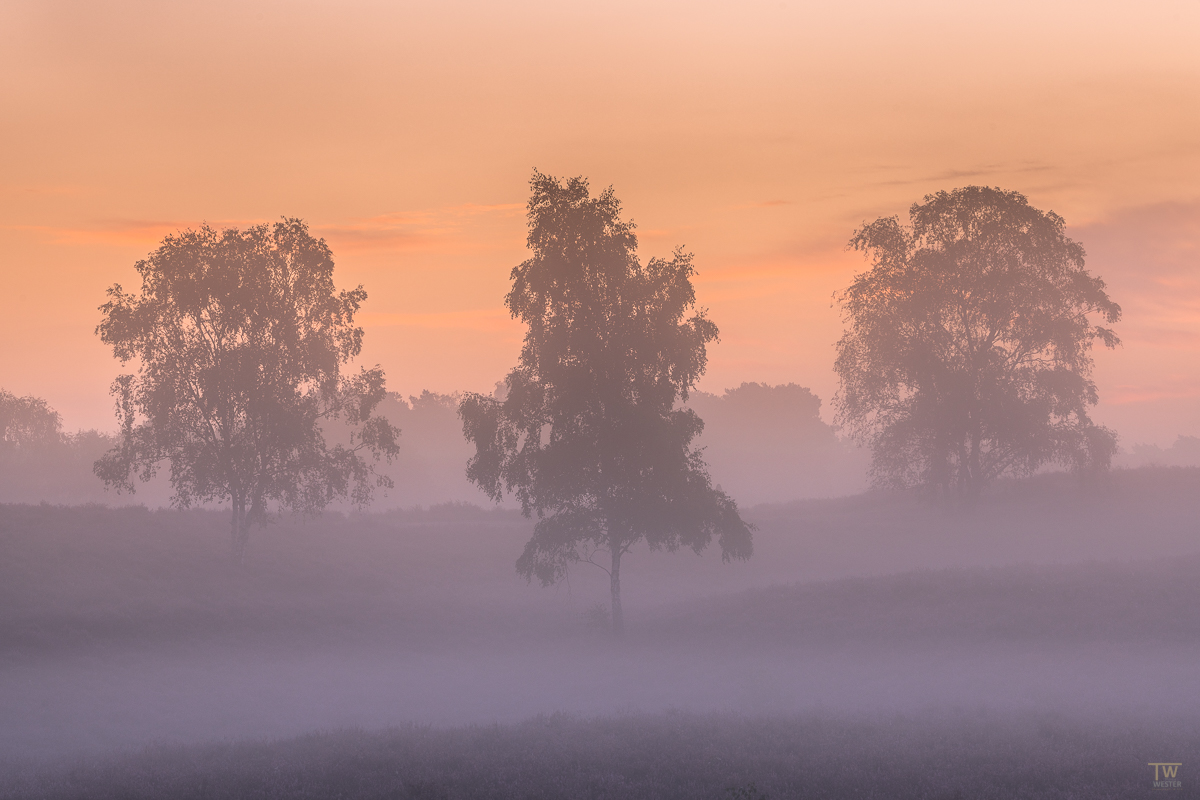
[{"x1": 2, "y1": 466, "x2": 1198, "y2": 769}]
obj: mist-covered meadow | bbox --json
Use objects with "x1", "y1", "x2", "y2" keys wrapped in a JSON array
[{"x1": 2, "y1": 467, "x2": 1198, "y2": 797}]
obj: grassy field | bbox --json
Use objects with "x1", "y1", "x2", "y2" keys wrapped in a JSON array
[
  {"x1": 1, "y1": 467, "x2": 1198, "y2": 796},
  {"x1": 3, "y1": 466, "x2": 1198, "y2": 652},
  {"x1": 2, "y1": 710, "x2": 1195, "y2": 799}
]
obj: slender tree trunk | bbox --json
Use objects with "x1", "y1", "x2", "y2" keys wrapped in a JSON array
[
  {"x1": 231, "y1": 493, "x2": 249, "y2": 563},
  {"x1": 932, "y1": 429, "x2": 952, "y2": 502},
  {"x1": 230, "y1": 496, "x2": 240, "y2": 559},
  {"x1": 955, "y1": 439, "x2": 969, "y2": 502},
  {"x1": 610, "y1": 542, "x2": 624, "y2": 636},
  {"x1": 967, "y1": 425, "x2": 983, "y2": 502}
]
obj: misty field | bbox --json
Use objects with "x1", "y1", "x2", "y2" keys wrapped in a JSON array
[
  {"x1": 2, "y1": 467, "x2": 1199, "y2": 797},
  {"x1": 4, "y1": 710, "x2": 1197, "y2": 799}
]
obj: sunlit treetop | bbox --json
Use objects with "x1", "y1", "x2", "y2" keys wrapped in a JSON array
[
  {"x1": 835, "y1": 186, "x2": 1121, "y2": 500},
  {"x1": 95, "y1": 219, "x2": 399, "y2": 559}
]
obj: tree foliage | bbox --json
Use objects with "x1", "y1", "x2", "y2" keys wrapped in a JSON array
[
  {"x1": 0, "y1": 389, "x2": 63, "y2": 450},
  {"x1": 459, "y1": 173, "x2": 752, "y2": 632},
  {"x1": 95, "y1": 219, "x2": 399, "y2": 558},
  {"x1": 834, "y1": 186, "x2": 1121, "y2": 500}
]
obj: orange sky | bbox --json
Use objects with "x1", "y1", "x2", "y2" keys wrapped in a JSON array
[{"x1": 2, "y1": 0, "x2": 1198, "y2": 445}]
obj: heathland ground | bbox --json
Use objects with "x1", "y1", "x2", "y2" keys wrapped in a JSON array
[{"x1": 1, "y1": 467, "x2": 1197, "y2": 797}]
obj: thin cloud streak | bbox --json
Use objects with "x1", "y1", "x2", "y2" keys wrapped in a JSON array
[
  {"x1": 318, "y1": 203, "x2": 525, "y2": 253},
  {"x1": 359, "y1": 309, "x2": 519, "y2": 334},
  {"x1": 3, "y1": 202, "x2": 527, "y2": 255},
  {"x1": 1105, "y1": 385, "x2": 1200, "y2": 406},
  {"x1": 2, "y1": 219, "x2": 267, "y2": 247}
]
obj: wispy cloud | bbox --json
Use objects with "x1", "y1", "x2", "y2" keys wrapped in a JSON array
[
  {"x1": 695, "y1": 240, "x2": 860, "y2": 284},
  {"x1": 318, "y1": 203, "x2": 524, "y2": 253},
  {"x1": 868, "y1": 163, "x2": 1054, "y2": 189},
  {"x1": 727, "y1": 199, "x2": 793, "y2": 210},
  {"x1": 6, "y1": 184, "x2": 89, "y2": 198},
  {"x1": 358, "y1": 308, "x2": 518, "y2": 333},
  {"x1": 318, "y1": 212, "x2": 448, "y2": 251},
  {"x1": 1105, "y1": 385, "x2": 1200, "y2": 405},
  {"x1": 3, "y1": 203, "x2": 527, "y2": 253},
  {"x1": 5, "y1": 220, "x2": 180, "y2": 246},
  {"x1": 2, "y1": 219, "x2": 262, "y2": 247}
]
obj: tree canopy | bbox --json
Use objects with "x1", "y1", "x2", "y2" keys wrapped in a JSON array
[
  {"x1": 834, "y1": 186, "x2": 1121, "y2": 500},
  {"x1": 459, "y1": 172, "x2": 752, "y2": 632},
  {"x1": 0, "y1": 389, "x2": 62, "y2": 451},
  {"x1": 95, "y1": 218, "x2": 399, "y2": 559}
]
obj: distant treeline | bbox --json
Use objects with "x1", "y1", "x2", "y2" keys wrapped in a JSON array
[
  {"x1": 6, "y1": 385, "x2": 1199, "y2": 510},
  {"x1": 0, "y1": 389, "x2": 160, "y2": 506},
  {"x1": 5, "y1": 385, "x2": 1198, "y2": 510},
  {"x1": 1, "y1": 383, "x2": 868, "y2": 508},
  {"x1": 1114, "y1": 435, "x2": 1200, "y2": 469}
]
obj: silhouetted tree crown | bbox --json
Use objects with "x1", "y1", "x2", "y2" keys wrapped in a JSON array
[
  {"x1": 95, "y1": 219, "x2": 399, "y2": 559},
  {"x1": 0, "y1": 389, "x2": 62, "y2": 450},
  {"x1": 459, "y1": 172, "x2": 752, "y2": 632},
  {"x1": 834, "y1": 186, "x2": 1121, "y2": 500}
]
